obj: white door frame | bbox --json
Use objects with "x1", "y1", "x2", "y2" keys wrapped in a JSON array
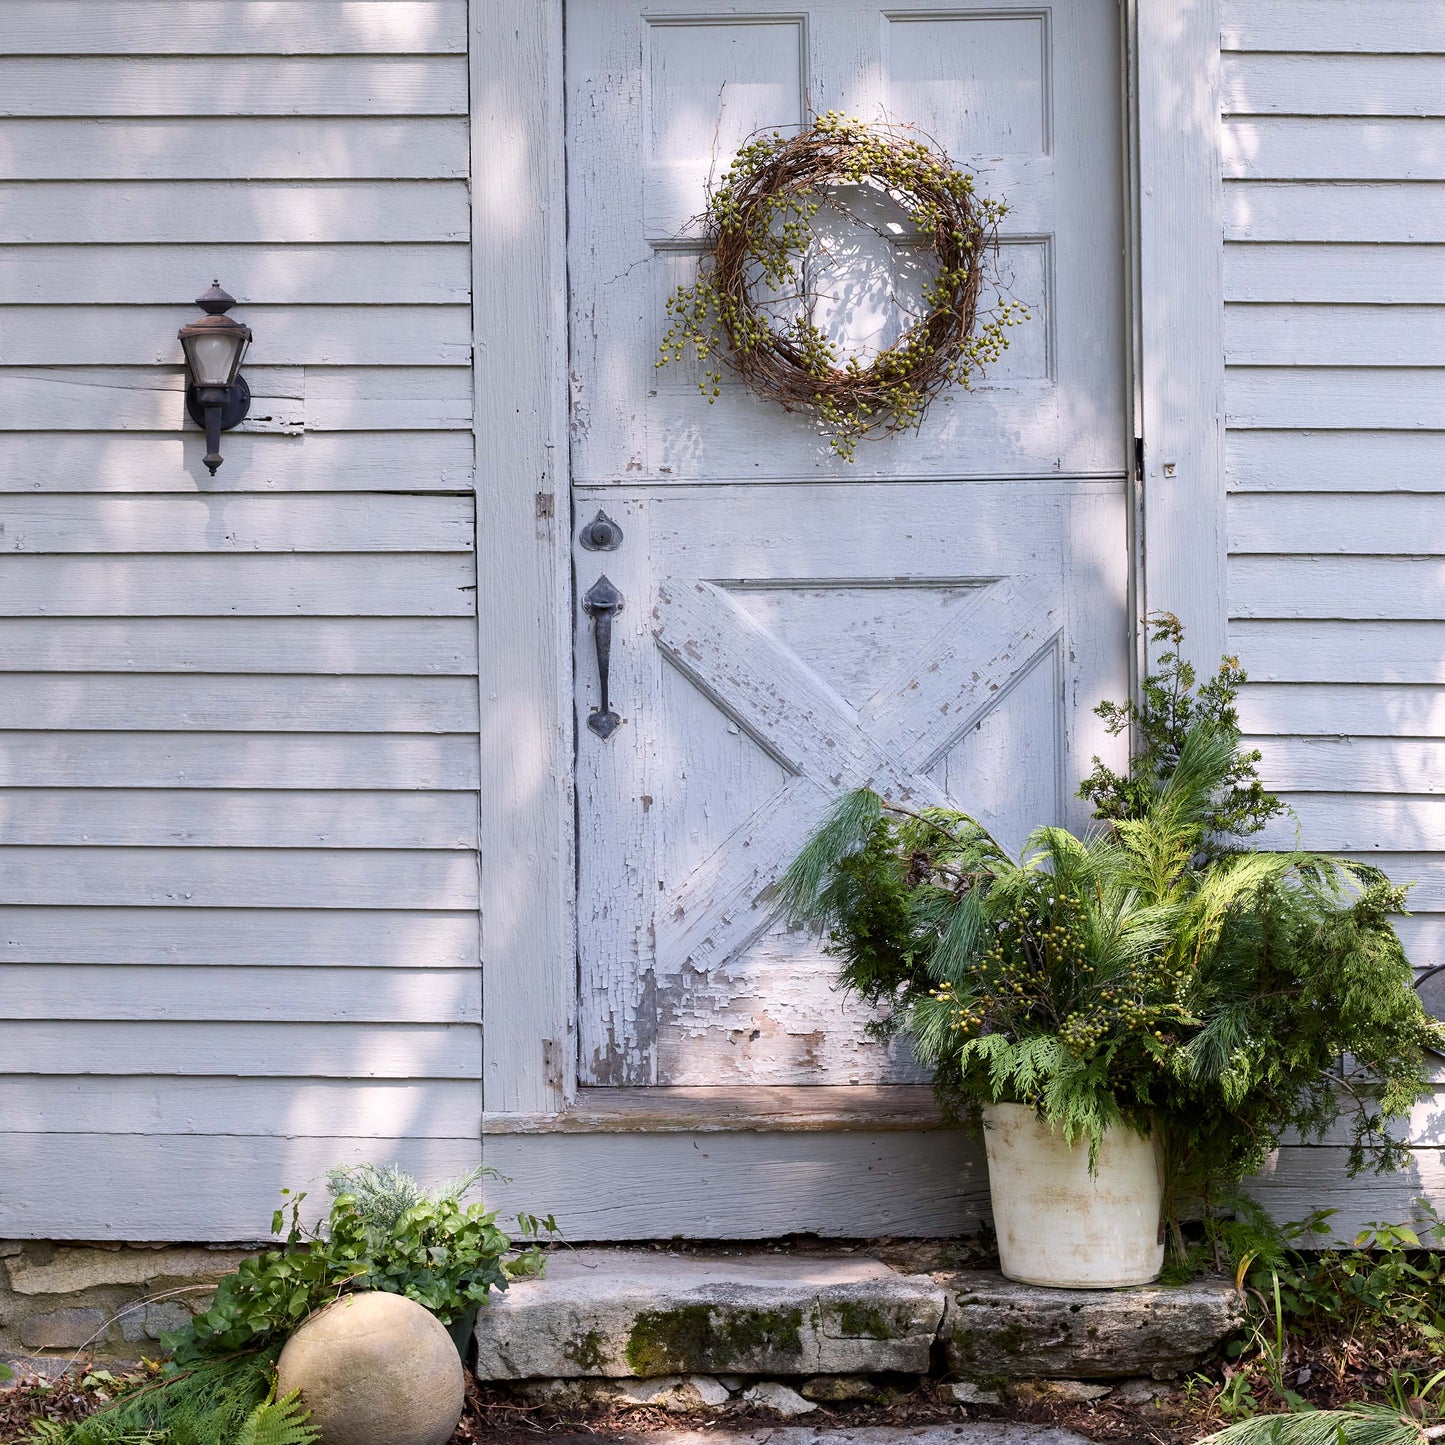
[{"x1": 473, "y1": 0, "x2": 1226, "y2": 1225}]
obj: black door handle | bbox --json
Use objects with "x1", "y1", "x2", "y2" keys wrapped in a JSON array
[{"x1": 583, "y1": 575, "x2": 624, "y2": 739}]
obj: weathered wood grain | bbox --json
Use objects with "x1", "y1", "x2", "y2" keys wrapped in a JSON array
[
  {"x1": 0, "y1": 244, "x2": 471, "y2": 306},
  {"x1": 0, "y1": 58, "x2": 468, "y2": 117},
  {"x1": 0, "y1": 675, "x2": 476, "y2": 732},
  {"x1": 3, "y1": 1077, "x2": 479, "y2": 1137},
  {"x1": 0, "y1": 1134, "x2": 485, "y2": 1239},
  {"x1": 0, "y1": 2, "x2": 467, "y2": 55},
  {"x1": 0, "y1": 734, "x2": 480, "y2": 789},
  {"x1": 481, "y1": 1130, "x2": 990, "y2": 1240},
  {"x1": 0, "y1": 182, "x2": 469, "y2": 243},
  {"x1": 0, "y1": 618, "x2": 478, "y2": 674},
  {"x1": 484, "y1": 1085, "x2": 949, "y2": 1134},
  {"x1": 2, "y1": 965, "x2": 480, "y2": 1023},
  {"x1": 1226, "y1": 430, "x2": 1445, "y2": 492},
  {"x1": 0, "y1": 789, "x2": 478, "y2": 848},
  {"x1": 1226, "y1": 245, "x2": 1445, "y2": 305},
  {"x1": 473, "y1": 0, "x2": 576, "y2": 1117},
  {"x1": 0, "y1": 848, "x2": 480, "y2": 910},
  {"x1": 0, "y1": 118, "x2": 470, "y2": 180},
  {"x1": 1223, "y1": 55, "x2": 1445, "y2": 117},
  {"x1": 0, "y1": 907, "x2": 476, "y2": 968},
  {"x1": 1229, "y1": 493, "x2": 1445, "y2": 554}
]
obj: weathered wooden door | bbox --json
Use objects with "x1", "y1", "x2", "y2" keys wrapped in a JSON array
[{"x1": 569, "y1": 0, "x2": 1129, "y2": 1088}]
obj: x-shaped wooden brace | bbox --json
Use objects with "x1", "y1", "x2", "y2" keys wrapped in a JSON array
[{"x1": 651, "y1": 572, "x2": 1063, "y2": 977}]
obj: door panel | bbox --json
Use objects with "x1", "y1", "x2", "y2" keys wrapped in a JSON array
[{"x1": 568, "y1": 0, "x2": 1130, "y2": 1087}]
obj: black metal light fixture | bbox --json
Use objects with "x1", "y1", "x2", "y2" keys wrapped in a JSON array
[{"x1": 178, "y1": 281, "x2": 252, "y2": 475}]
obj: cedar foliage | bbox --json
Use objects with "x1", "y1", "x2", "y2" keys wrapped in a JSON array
[
  {"x1": 25, "y1": 1352, "x2": 314, "y2": 1445},
  {"x1": 781, "y1": 617, "x2": 1443, "y2": 1243}
]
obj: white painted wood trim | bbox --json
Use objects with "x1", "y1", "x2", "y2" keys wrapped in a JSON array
[
  {"x1": 472, "y1": 0, "x2": 576, "y2": 1117},
  {"x1": 1133, "y1": 0, "x2": 1228, "y2": 670}
]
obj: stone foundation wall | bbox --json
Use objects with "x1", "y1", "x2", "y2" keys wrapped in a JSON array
[{"x1": 0, "y1": 1241, "x2": 258, "y2": 1369}]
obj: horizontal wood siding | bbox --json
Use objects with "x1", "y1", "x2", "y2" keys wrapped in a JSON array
[
  {"x1": 1221, "y1": 1, "x2": 1445, "y2": 1223},
  {"x1": 0, "y1": 1, "x2": 479, "y2": 1238}
]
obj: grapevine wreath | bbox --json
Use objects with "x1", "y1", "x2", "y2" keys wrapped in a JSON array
[{"x1": 659, "y1": 111, "x2": 1025, "y2": 459}]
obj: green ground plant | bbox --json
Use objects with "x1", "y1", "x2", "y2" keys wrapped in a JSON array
[{"x1": 782, "y1": 616, "x2": 1443, "y2": 1251}]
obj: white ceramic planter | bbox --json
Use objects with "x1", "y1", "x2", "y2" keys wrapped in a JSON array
[{"x1": 981, "y1": 1101, "x2": 1164, "y2": 1288}]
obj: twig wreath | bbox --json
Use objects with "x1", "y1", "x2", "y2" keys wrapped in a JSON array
[{"x1": 658, "y1": 111, "x2": 1025, "y2": 460}]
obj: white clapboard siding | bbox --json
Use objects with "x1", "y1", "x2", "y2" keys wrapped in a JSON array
[
  {"x1": 1, "y1": 2, "x2": 467, "y2": 55},
  {"x1": 1222, "y1": 0, "x2": 1445, "y2": 53},
  {"x1": 0, "y1": 554, "x2": 476, "y2": 616},
  {"x1": 1222, "y1": 56, "x2": 1445, "y2": 117},
  {"x1": 0, "y1": 432, "x2": 474, "y2": 492},
  {"x1": 1226, "y1": 245, "x2": 1445, "y2": 305},
  {"x1": 0, "y1": 1136, "x2": 486, "y2": 1241},
  {"x1": 1230, "y1": 557, "x2": 1445, "y2": 619},
  {"x1": 0, "y1": 619, "x2": 478, "y2": 673},
  {"x1": 0, "y1": 59, "x2": 468, "y2": 117},
  {"x1": 0, "y1": 119, "x2": 470, "y2": 182},
  {"x1": 1223, "y1": 119, "x2": 1445, "y2": 182},
  {"x1": 1249, "y1": 738, "x2": 1445, "y2": 794},
  {"x1": 0, "y1": 1021, "x2": 482, "y2": 1078},
  {"x1": 0, "y1": 908, "x2": 477, "y2": 968},
  {"x1": 1, "y1": 966, "x2": 480, "y2": 1023},
  {"x1": 1229, "y1": 494, "x2": 1445, "y2": 554},
  {"x1": 1226, "y1": 185, "x2": 1445, "y2": 243},
  {"x1": 1240, "y1": 685, "x2": 1445, "y2": 738},
  {"x1": 1226, "y1": 368, "x2": 1444, "y2": 429},
  {"x1": 0, "y1": 736, "x2": 480, "y2": 789},
  {"x1": 1225, "y1": 305, "x2": 1445, "y2": 367},
  {"x1": 3, "y1": 1077, "x2": 479, "y2": 1137},
  {"x1": 0, "y1": 790, "x2": 478, "y2": 848},
  {"x1": 1226, "y1": 431, "x2": 1445, "y2": 491},
  {"x1": 0, "y1": 11, "x2": 484, "y2": 1239},
  {"x1": 0, "y1": 849, "x2": 480, "y2": 910},
  {"x1": 1260, "y1": 797, "x2": 1445, "y2": 853},
  {"x1": 1233, "y1": 622, "x2": 1445, "y2": 684},
  {"x1": 0, "y1": 245, "x2": 471, "y2": 306},
  {"x1": 0, "y1": 305, "x2": 472, "y2": 366},
  {"x1": 0, "y1": 183, "x2": 469, "y2": 243},
  {"x1": 0, "y1": 494, "x2": 473, "y2": 553},
  {"x1": 1222, "y1": 14, "x2": 1445, "y2": 1212},
  {"x1": 0, "y1": 676, "x2": 477, "y2": 732}
]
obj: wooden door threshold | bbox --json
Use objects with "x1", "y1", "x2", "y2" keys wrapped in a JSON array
[{"x1": 483, "y1": 1084, "x2": 956, "y2": 1135}]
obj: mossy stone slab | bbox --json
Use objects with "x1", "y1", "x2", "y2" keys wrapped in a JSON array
[{"x1": 474, "y1": 1250, "x2": 946, "y2": 1379}]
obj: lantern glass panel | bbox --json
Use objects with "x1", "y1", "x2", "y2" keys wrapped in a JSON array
[{"x1": 184, "y1": 330, "x2": 246, "y2": 387}]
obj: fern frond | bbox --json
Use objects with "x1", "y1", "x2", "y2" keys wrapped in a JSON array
[{"x1": 235, "y1": 1391, "x2": 319, "y2": 1445}]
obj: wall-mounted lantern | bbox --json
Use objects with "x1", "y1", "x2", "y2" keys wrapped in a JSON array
[{"x1": 178, "y1": 281, "x2": 252, "y2": 475}]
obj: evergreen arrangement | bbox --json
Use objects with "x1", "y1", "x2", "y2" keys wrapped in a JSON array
[{"x1": 782, "y1": 616, "x2": 1442, "y2": 1250}]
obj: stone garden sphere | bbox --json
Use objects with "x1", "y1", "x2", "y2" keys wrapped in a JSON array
[{"x1": 277, "y1": 1290, "x2": 464, "y2": 1445}]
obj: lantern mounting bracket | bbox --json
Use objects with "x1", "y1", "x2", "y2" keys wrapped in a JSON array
[{"x1": 184, "y1": 375, "x2": 251, "y2": 433}]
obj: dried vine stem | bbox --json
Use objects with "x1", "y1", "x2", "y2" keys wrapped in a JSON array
[{"x1": 659, "y1": 111, "x2": 1025, "y2": 459}]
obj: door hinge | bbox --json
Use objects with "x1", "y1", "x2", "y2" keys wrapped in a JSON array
[{"x1": 1133, "y1": 435, "x2": 1144, "y2": 483}]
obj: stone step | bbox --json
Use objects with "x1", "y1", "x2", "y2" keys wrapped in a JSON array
[{"x1": 472, "y1": 1249, "x2": 1243, "y2": 1384}]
